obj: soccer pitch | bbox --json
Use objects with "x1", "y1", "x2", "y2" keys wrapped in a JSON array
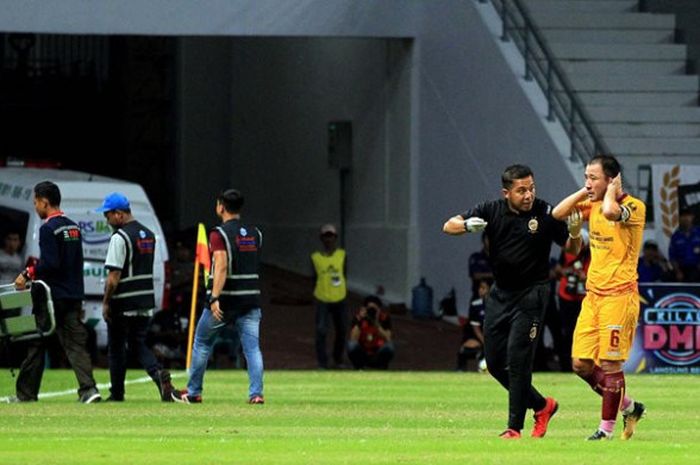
[{"x1": 0, "y1": 370, "x2": 698, "y2": 465}]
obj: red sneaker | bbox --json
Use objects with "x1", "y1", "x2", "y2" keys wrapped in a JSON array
[
  {"x1": 499, "y1": 429, "x2": 521, "y2": 439},
  {"x1": 531, "y1": 397, "x2": 559, "y2": 438},
  {"x1": 248, "y1": 395, "x2": 265, "y2": 404}
]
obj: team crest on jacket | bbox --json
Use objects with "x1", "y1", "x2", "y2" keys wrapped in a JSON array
[
  {"x1": 528, "y1": 218, "x2": 539, "y2": 234},
  {"x1": 529, "y1": 322, "x2": 539, "y2": 341},
  {"x1": 239, "y1": 227, "x2": 248, "y2": 236}
]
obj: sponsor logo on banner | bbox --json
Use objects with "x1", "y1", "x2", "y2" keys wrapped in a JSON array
[{"x1": 628, "y1": 284, "x2": 700, "y2": 374}]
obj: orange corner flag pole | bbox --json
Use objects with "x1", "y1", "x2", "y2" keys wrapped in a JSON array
[
  {"x1": 186, "y1": 223, "x2": 210, "y2": 370},
  {"x1": 185, "y1": 260, "x2": 199, "y2": 370}
]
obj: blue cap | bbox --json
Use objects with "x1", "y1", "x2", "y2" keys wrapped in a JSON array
[{"x1": 96, "y1": 192, "x2": 130, "y2": 212}]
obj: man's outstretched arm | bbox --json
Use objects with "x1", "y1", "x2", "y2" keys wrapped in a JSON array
[{"x1": 443, "y1": 215, "x2": 487, "y2": 236}]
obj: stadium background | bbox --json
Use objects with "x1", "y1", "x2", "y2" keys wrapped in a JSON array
[
  {"x1": 0, "y1": 0, "x2": 583, "y2": 309},
  {"x1": 2, "y1": 2, "x2": 700, "y2": 463},
  {"x1": 0, "y1": 1, "x2": 699, "y2": 372}
]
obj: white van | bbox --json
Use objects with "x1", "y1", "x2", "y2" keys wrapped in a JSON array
[{"x1": 0, "y1": 167, "x2": 170, "y2": 348}]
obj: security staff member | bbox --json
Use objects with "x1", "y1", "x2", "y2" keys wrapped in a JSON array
[
  {"x1": 13, "y1": 181, "x2": 101, "y2": 403},
  {"x1": 172, "y1": 189, "x2": 265, "y2": 404},
  {"x1": 98, "y1": 192, "x2": 174, "y2": 402},
  {"x1": 311, "y1": 223, "x2": 348, "y2": 369},
  {"x1": 443, "y1": 165, "x2": 568, "y2": 439}
]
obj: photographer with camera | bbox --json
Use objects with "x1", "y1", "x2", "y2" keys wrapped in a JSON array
[{"x1": 347, "y1": 295, "x2": 394, "y2": 370}]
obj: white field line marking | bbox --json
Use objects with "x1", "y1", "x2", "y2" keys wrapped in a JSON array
[{"x1": 1, "y1": 372, "x2": 187, "y2": 402}]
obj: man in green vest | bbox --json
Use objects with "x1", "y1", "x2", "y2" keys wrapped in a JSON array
[{"x1": 311, "y1": 224, "x2": 347, "y2": 369}]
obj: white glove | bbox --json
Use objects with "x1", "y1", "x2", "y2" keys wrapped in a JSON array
[
  {"x1": 464, "y1": 217, "x2": 488, "y2": 233},
  {"x1": 567, "y1": 209, "x2": 583, "y2": 239}
]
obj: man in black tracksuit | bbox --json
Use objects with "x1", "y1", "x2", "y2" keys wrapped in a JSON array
[
  {"x1": 443, "y1": 165, "x2": 568, "y2": 439},
  {"x1": 13, "y1": 181, "x2": 101, "y2": 403},
  {"x1": 98, "y1": 192, "x2": 174, "y2": 402}
]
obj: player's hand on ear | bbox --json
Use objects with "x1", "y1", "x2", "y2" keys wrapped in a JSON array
[{"x1": 608, "y1": 173, "x2": 622, "y2": 196}]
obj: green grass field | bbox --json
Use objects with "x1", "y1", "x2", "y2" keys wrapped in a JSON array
[{"x1": 0, "y1": 370, "x2": 698, "y2": 465}]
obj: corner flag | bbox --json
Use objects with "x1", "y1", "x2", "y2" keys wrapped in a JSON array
[
  {"x1": 186, "y1": 223, "x2": 210, "y2": 369},
  {"x1": 195, "y1": 223, "x2": 211, "y2": 284}
]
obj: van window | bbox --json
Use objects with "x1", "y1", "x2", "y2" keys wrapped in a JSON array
[
  {"x1": 0, "y1": 206, "x2": 29, "y2": 283},
  {"x1": 0, "y1": 206, "x2": 29, "y2": 253}
]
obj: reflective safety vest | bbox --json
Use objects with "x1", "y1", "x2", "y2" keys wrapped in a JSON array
[
  {"x1": 213, "y1": 219, "x2": 262, "y2": 313},
  {"x1": 111, "y1": 221, "x2": 156, "y2": 313},
  {"x1": 311, "y1": 249, "x2": 346, "y2": 303}
]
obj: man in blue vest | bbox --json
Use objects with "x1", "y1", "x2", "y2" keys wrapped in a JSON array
[
  {"x1": 172, "y1": 189, "x2": 264, "y2": 404},
  {"x1": 98, "y1": 192, "x2": 174, "y2": 402}
]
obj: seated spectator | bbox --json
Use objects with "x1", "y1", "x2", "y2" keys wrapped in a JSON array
[
  {"x1": 456, "y1": 278, "x2": 491, "y2": 371},
  {"x1": 638, "y1": 240, "x2": 673, "y2": 283},
  {"x1": 347, "y1": 295, "x2": 394, "y2": 370},
  {"x1": 0, "y1": 231, "x2": 23, "y2": 284},
  {"x1": 669, "y1": 208, "x2": 700, "y2": 282},
  {"x1": 468, "y1": 233, "x2": 493, "y2": 300}
]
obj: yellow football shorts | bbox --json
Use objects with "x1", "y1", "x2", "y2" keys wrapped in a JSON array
[{"x1": 572, "y1": 291, "x2": 640, "y2": 362}]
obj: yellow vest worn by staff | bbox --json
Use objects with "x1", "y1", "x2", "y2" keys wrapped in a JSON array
[{"x1": 311, "y1": 248, "x2": 347, "y2": 303}]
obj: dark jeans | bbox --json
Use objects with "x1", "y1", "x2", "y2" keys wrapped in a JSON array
[
  {"x1": 315, "y1": 300, "x2": 346, "y2": 367},
  {"x1": 16, "y1": 300, "x2": 97, "y2": 401},
  {"x1": 483, "y1": 283, "x2": 549, "y2": 431},
  {"x1": 347, "y1": 341, "x2": 394, "y2": 369},
  {"x1": 107, "y1": 314, "x2": 162, "y2": 398}
]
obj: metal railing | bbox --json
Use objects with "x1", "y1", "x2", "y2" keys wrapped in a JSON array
[{"x1": 479, "y1": 0, "x2": 610, "y2": 165}]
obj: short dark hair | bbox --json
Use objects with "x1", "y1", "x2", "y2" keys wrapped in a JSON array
[
  {"x1": 34, "y1": 181, "x2": 61, "y2": 207},
  {"x1": 217, "y1": 189, "x2": 244, "y2": 213},
  {"x1": 588, "y1": 155, "x2": 621, "y2": 178},
  {"x1": 501, "y1": 165, "x2": 533, "y2": 189},
  {"x1": 363, "y1": 295, "x2": 383, "y2": 309}
]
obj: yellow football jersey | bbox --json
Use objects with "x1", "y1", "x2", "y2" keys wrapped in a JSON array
[{"x1": 576, "y1": 194, "x2": 646, "y2": 294}]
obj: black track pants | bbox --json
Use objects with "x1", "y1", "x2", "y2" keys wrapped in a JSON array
[{"x1": 483, "y1": 282, "x2": 549, "y2": 431}]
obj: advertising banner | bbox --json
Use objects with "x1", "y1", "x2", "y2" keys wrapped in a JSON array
[
  {"x1": 650, "y1": 164, "x2": 700, "y2": 257},
  {"x1": 625, "y1": 283, "x2": 700, "y2": 374}
]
